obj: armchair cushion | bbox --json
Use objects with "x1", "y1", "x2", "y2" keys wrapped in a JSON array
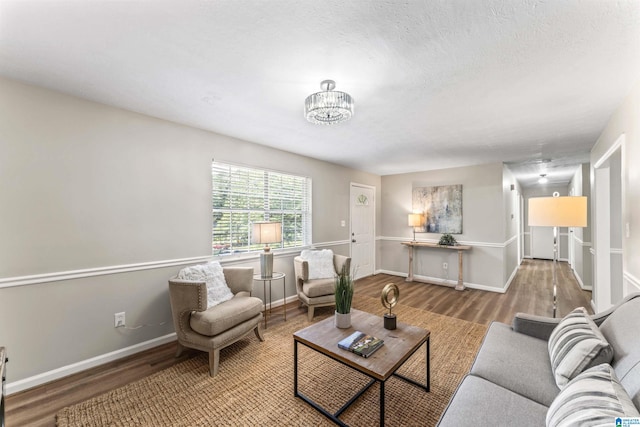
[
  {"x1": 302, "y1": 278, "x2": 335, "y2": 298},
  {"x1": 300, "y1": 249, "x2": 336, "y2": 279},
  {"x1": 178, "y1": 261, "x2": 234, "y2": 309},
  {"x1": 190, "y1": 295, "x2": 263, "y2": 337}
]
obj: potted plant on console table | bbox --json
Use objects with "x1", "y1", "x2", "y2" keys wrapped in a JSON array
[
  {"x1": 438, "y1": 233, "x2": 458, "y2": 246},
  {"x1": 334, "y1": 265, "x2": 354, "y2": 328}
]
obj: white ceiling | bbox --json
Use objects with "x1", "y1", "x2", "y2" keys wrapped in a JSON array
[{"x1": 1, "y1": 1, "x2": 639, "y2": 187}]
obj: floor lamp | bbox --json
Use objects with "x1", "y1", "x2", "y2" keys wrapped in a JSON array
[
  {"x1": 252, "y1": 222, "x2": 282, "y2": 278},
  {"x1": 528, "y1": 194, "x2": 587, "y2": 317}
]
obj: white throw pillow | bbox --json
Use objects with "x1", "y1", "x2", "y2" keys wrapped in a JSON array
[
  {"x1": 177, "y1": 261, "x2": 234, "y2": 309},
  {"x1": 548, "y1": 307, "x2": 613, "y2": 388},
  {"x1": 300, "y1": 249, "x2": 336, "y2": 280},
  {"x1": 546, "y1": 363, "x2": 640, "y2": 427}
]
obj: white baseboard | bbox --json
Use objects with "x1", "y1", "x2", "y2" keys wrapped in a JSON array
[
  {"x1": 375, "y1": 269, "x2": 506, "y2": 293},
  {"x1": 573, "y1": 270, "x2": 592, "y2": 291},
  {"x1": 6, "y1": 333, "x2": 177, "y2": 395},
  {"x1": 262, "y1": 294, "x2": 299, "y2": 311},
  {"x1": 503, "y1": 265, "x2": 519, "y2": 293},
  {"x1": 8, "y1": 294, "x2": 302, "y2": 395}
]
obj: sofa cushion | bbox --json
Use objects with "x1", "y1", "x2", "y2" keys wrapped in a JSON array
[
  {"x1": 300, "y1": 249, "x2": 335, "y2": 279},
  {"x1": 599, "y1": 295, "x2": 640, "y2": 407},
  {"x1": 470, "y1": 322, "x2": 560, "y2": 406},
  {"x1": 177, "y1": 261, "x2": 234, "y2": 309},
  {"x1": 548, "y1": 307, "x2": 613, "y2": 389},
  {"x1": 546, "y1": 363, "x2": 640, "y2": 427},
  {"x1": 190, "y1": 296, "x2": 263, "y2": 336},
  {"x1": 437, "y1": 374, "x2": 548, "y2": 427}
]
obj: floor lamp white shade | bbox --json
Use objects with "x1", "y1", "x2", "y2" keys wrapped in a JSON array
[
  {"x1": 252, "y1": 222, "x2": 282, "y2": 278},
  {"x1": 528, "y1": 196, "x2": 587, "y2": 228},
  {"x1": 528, "y1": 196, "x2": 588, "y2": 317}
]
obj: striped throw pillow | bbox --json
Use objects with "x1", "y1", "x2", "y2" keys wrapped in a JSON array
[
  {"x1": 547, "y1": 363, "x2": 640, "y2": 427},
  {"x1": 548, "y1": 307, "x2": 613, "y2": 388}
]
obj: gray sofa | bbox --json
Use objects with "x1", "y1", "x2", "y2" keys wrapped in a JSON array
[{"x1": 438, "y1": 292, "x2": 640, "y2": 426}]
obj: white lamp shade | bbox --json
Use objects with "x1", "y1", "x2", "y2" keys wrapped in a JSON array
[
  {"x1": 528, "y1": 196, "x2": 587, "y2": 227},
  {"x1": 408, "y1": 213, "x2": 424, "y2": 227},
  {"x1": 251, "y1": 222, "x2": 282, "y2": 245}
]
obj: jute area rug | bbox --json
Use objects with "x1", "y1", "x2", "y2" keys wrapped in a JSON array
[{"x1": 57, "y1": 295, "x2": 487, "y2": 426}]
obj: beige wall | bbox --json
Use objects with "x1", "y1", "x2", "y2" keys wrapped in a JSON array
[
  {"x1": 378, "y1": 162, "x2": 514, "y2": 291},
  {"x1": 590, "y1": 81, "x2": 640, "y2": 300},
  {"x1": 0, "y1": 77, "x2": 380, "y2": 387}
]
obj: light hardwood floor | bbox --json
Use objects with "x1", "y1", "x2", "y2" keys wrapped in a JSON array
[{"x1": 5, "y1": 258, "x2": 591, "y2": 426}]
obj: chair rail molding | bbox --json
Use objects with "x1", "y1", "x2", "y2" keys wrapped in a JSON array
[
  {"x1": 0, "y1": 240, "x2": 351, "y2": 289},
  {"x1": 0, "y1": 256, "x2": 213, "y2": 289}
]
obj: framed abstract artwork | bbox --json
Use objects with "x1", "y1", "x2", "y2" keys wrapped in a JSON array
[{"x1": 412, "y1": 184, "x2": 462, "y2": 234}]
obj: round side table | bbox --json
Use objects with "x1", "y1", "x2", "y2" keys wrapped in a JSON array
[{"x1": 252, "y1": 272, "x2": 286, "y2": 329}]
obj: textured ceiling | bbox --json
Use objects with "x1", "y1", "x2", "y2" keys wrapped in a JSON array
[{"x1": 1, "y1": 0, "x2": 639, "y2": 187}]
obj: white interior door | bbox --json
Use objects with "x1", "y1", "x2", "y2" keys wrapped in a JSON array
[
  {"x1": 350, "y1": 183, "x2": 375, "y2": 279},
  {"x1": 531, "y1": 226, "x2": 554, "y2": 259}
]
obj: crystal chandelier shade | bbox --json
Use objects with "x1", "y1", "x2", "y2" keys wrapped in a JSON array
[{"x1": 304, "y1": 80, "x2": 354, "y2": 125}]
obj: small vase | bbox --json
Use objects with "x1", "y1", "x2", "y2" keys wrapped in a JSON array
[{"x1": 335, "y1": 311, "x2": 351, "y2": 329}]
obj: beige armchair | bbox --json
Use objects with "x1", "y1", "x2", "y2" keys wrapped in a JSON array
[
  {"x1": 294, "y1": 254, "x2": 351, "y2": 321},
  {"x1": 168, "y1": 266, "x2": 264, "y2": 376}
]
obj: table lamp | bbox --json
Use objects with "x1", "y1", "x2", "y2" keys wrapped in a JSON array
[
  {"x1": 408, "y1": 213, "x2": 424, "y2": 241},
  {"x1": 528, "y1": 194, "x2": 587, "y2": 317},
  {"x1": 252, "y1": 222, "x2": 282, "y2": 278}
]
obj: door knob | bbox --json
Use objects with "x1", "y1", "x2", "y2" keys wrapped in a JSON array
[{"x1": 352, "y1": 239, "x2": 356, "y2": 243}]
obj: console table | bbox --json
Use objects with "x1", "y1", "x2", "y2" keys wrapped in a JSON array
[{"x1": 401, "y1": 242, "x2": 471, "y2": 291}]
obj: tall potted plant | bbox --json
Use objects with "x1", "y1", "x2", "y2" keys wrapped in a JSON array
[{"x1": 334, "y1": 264, "x2": 354, "y2": 328}]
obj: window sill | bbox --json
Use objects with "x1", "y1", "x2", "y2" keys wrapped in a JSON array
[{"x1": 214, "y1": 247, "x2": 309, "y2": 265}]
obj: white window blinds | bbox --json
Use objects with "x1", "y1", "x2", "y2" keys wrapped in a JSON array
[{"x1": 212, "y1": 161, "x2": 312, "y2": 255}]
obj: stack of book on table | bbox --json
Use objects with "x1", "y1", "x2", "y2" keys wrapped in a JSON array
[{"x1": 338, "y1": 331, "x2": 384, "y2": 358}]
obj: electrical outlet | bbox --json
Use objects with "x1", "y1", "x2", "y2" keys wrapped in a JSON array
[
  {"x1": 442, "y1": 262, "x2": 448, "y2": 270},
  {"x1": 114, "y1": 312, "x2": 126, "y2": 328}
]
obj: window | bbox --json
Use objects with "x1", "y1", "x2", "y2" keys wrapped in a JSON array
[{"x1": 212, "y1": 161, "x2": 312, "y2": 256}]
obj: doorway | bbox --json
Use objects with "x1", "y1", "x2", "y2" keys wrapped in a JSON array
[
  {"x1": 593, "y1": 134, "x2": 624, "y2": 311},
  {"x1": 349, "y1": 183, "x2": 375, "y2": 280}
]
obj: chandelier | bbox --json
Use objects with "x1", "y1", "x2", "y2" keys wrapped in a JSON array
[{"x1": 304, "y1": 80, "x2": 354, "y2": 125}]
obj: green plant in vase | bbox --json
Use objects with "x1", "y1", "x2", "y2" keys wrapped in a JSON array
[
  {"x1": 334, "y1": 265, "x2": 354, "y2": 328},
  {"x1": 335, "y1": 264, "x2": 354, "y2": 313},
  {"x1": 438, "y1": 233, "x2": 457, "y2": 246}
]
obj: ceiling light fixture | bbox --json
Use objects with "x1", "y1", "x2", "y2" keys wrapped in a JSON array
[
  {"x1": 304, "y1": 80, "x2": 354, "y2": 125},
  {"x1": 538, "y1": 174, "x2": 548, "y2": 184}
]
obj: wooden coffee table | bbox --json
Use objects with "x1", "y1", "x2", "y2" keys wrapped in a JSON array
[{"x1": 293, "y1": 309, "x2": 430, "y2": 426}]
